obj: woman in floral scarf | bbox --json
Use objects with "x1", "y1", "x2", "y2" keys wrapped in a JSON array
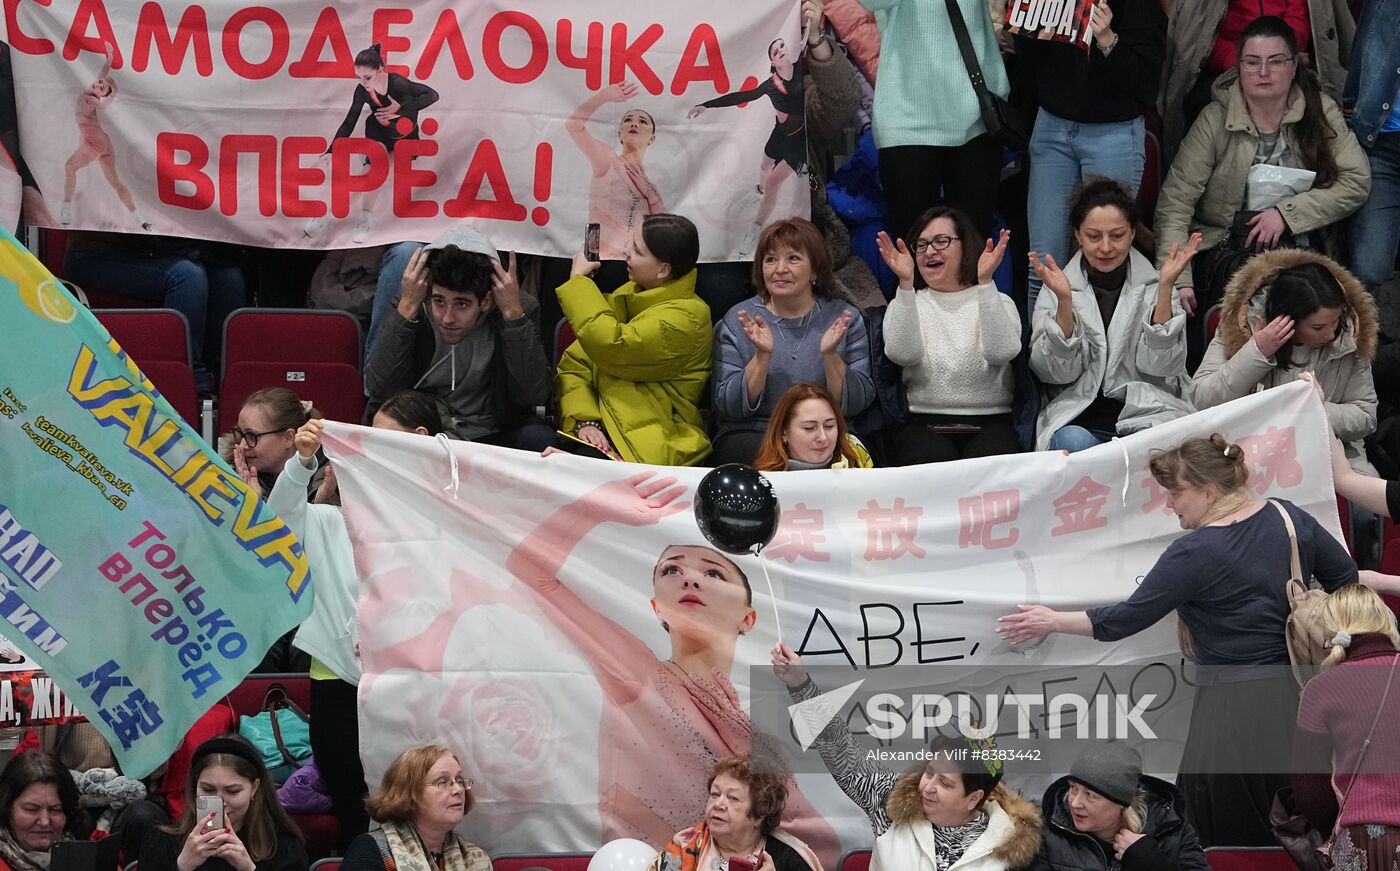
[
  {"x1": 0, "y1": 752, "x2": 89, "y2": 871},
  {"x1": 340, "y1": 745, "x2": 490, "y2": 871},
  {"x1": 650, "y1": 756, "x2": 821, "y2": 871}
]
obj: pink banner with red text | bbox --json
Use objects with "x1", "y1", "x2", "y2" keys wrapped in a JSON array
[{"x1": 1, "y1": 0, "x2": 808, "y2": 257}]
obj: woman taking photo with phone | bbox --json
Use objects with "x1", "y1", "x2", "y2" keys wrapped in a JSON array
[
  {"x1": 140, "y1": 736, "x2": 306, "y2": 871},
  {"x1": 557, "y1": 213, "x2": 713, "y2": 466}
]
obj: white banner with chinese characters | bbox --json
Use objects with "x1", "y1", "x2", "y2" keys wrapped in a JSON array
[{"x1": 322, "y1": 381, "x2": 1338, "y2": 864}]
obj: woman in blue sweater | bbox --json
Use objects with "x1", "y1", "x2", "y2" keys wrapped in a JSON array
[
  {"x1": 996, "y1": 433, "x2": 1356, "y2": 848},
  {"x1": 712, "y1": 217, "x2": 875, "y2": 465}
]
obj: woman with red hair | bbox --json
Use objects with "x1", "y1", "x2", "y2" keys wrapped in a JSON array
[{"x1": 753, "y1": 383, "x2": 873, "y2": 471}]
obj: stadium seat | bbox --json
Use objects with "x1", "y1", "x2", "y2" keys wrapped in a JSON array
[
  {"x1": 296, "y1": 817, "x2": 341, "y2": 863},
  {"x1": 492, "y1": 855, "x2": 593, "y2": 871},
  {"x1": 1338, "y1": 494, "x2": 1353, "y2": 553},
  {"x1": 310, "y1": 860, "x2": 341, "y2": 871},
  {"x1": 1204, "y1": 846, "x2": 1295, "y2": 871},
  {"x1": 218, "y1": 308, "x2": 364, "y2": 434},
  {"x1": 225, "y1": 673, "x2": 312, "y2": 716},
  {"x1": 222, "y1": 307, "x2": 362, "y2": 374},
  {"x1": 1205, "y1": 305, "x2": 1223, "y2": 345},
  {"x1": 94, "y1": 309, "x2": 210, "y2": 436},
  {"x1": 219, "y1": 360, "x2": 365, "y2": 434},
  {"x1": 553, "y1": 318, "x2": 577, "y2": 369},
  {"x1": 838, "y1": 850, "x2": 872, "y2": 871}
]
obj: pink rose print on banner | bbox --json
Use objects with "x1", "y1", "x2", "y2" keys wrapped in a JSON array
[{"x1": 442, "y1": 678, "x2": 560, "y2": 801}]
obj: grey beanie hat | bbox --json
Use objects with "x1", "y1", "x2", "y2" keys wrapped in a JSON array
[
  {"x1": 424, "y1": 224, "x2": 497, "y2": 258},
  {"x1": 1068, "y1": 741, "x2": 1141, "y2": 807}
]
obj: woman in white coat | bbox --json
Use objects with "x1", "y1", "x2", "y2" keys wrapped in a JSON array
[
  {"x1": 871, "y1": 736, "x2": 1041, "y2": 871},
  {"x1": 1029, "y1": 178, "x2": 1201, "y2": 452}
]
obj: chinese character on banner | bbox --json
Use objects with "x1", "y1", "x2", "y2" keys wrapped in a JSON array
[
  {"x1": 766, "y1": 503, "x2": 831, "y2": 564},
  {"x1": 1237, "y1": 425, "x2": 1304, "y2": 493},
  {"x1": 857, "y1": 498, "x2": 927, "y2": 560},
  {"x1": 76, "y1": 660, "x2": 132, "y2": 707},
  {"x1": 1052, "y1": 476, "x2": 1111, "y2": 536},
  {"x1": 958, "y1": 491, "x2": 1020, "y2": 549},
  {"x1": 99, "y1": 688, "x2": 163, "y2": 750}
]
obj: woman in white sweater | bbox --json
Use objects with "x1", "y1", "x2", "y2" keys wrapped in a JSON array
[{"x1": 876, "y1": 206, "x2": 1020, "y2": 464}]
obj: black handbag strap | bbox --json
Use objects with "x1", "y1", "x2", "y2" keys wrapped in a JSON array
[
  {"x1": 942, "y1": 0, "x2": 992, "y2": 101},
  {"x1": 1335, "y1": 653, "x2": 1400, "y2": 822}
]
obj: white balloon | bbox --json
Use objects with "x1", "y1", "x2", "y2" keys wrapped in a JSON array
[{"x1": 587, "y1": 838, "x2": 660, "y2": 871}]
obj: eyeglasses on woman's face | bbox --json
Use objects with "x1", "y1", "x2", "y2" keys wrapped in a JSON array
[
  {"x1": 229, "y1": 426, "x2": 286, "y2": 448},
  {"x1": 1240, "y1": 54, "x2": 1295, "y2": 73},
  {"x1": 913, "y1": 235, "x2": 960, "y2": 254},
  {"x1": 428, "y1": 776, "x2": 472, "y2": 790}
]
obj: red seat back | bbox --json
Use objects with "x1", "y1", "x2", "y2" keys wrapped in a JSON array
[
  {"x1": 40, "y1": 229, "x2": 147, "y2": 308},
  {"x1": 95, "y1": 308, "x2": 192, "y2": 364},
  {"x1": 222, "y1": 308, "x2": 362, "y2": 377},
  {"x1": 839, "y1": 850, "x2": 872, "y2": 871},
  {"x1": 1205, "y1": 305, "x2": 1223, "y2": 344},
  {"x1": 553, "y1": 318, "x2": 577, "y2": 368},
  {"x1": 224, "y1": 673, "x2": 312, "y2": 718},
  {"x1": 491, "y1": 855, "x2": 593, "y2": 871},
  {"x1": 137, "y1": 360, "x2": 202, "y2": 431},
  {"x1": 309, "y1": 859, "x2": 342, "y2": 871},
  {"x1": 218, "y1": 361, "x2": 365, "y2": 434},
  {"x1": 1205, "y1": 847, "x2": 1296, "y2": 871}
]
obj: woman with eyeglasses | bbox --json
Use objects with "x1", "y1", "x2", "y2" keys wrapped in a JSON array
[
  {"x1": 1028, "y1": 178, "x2": 1199, "y2": 452},
  {"x1": 875, "y1": 207, "x2": 1021, "y2": 465},
  {"x1": 340, "y1": 745, "x2": 490, "y2": 871},
  {"x1": 219, "y1": 387, "x2": 326, "y2": 501},
  {"x1": 1154, "y1": 14, "x2": 1369, "y2": 370}
]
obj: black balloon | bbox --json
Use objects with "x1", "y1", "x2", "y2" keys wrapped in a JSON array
[{"x1": 694, "y1": 464, "x2": 780, "y2": 555}]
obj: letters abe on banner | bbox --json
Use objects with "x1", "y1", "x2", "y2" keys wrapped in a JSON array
[
  {"x1": 322, "y1": 381, "x2": 1340, "y2": 864},
  {"x1": 2, "y1": 0, "x2": 808, "y2": 259},
  {"x1": 0, "y1": 238, "x2": 312, "y2": 776}
]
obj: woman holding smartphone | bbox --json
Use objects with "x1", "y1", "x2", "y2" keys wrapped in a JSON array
[{"x1": 141, "y1": 736, "x2": 307, "y2": 871}]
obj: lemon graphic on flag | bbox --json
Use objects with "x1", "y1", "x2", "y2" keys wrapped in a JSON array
[{"x1": 3, "y1": 238, "x2": 76, "y2": 323}]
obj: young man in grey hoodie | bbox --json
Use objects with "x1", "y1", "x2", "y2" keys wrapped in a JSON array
[{"x1": 364, "y1": 225, "x2": 553, "y2": 449}]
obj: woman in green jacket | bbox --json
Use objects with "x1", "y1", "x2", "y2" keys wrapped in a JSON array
[{"x1": 556, "y1": 213, "x2": 713, "y2": 466}]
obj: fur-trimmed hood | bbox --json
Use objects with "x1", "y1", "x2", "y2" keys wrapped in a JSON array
[
  {"x1": 884, "y1": 771, "x2": 1042, "y2": 868},
  {"x1": 1217, "y1": 249, "x2": 1377, "y2": 362}
]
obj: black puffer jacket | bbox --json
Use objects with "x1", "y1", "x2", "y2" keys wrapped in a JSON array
[{"x1": 1028, "y1": 775, "x2": 1209, "y2": 871}]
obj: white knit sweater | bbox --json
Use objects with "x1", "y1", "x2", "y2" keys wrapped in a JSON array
[{"x1": 882, "y1": 283, "x2": 1022, "y2": 415}]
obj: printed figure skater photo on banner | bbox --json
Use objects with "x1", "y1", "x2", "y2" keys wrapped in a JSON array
[
  {"x1": 306, "y1": 42, "x2": 440, "y2": 243},
  {"x1": 566, "y1": 80, "x2": 667, "y2": 262},
  {"x1": 689, "y1": 37, "x2": 807, "y2": 253},
  {"x1": 59, "y1": 43, "x2": 148, "y2": 231}
]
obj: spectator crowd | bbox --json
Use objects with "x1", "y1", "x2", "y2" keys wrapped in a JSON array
[{"x1": 17, "y1": 0, "x2": 1400, "y2": 870}]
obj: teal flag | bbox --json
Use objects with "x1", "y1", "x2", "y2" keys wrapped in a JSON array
[{"x1": 0, "y1": 230, "x2": 313, "y2": 776}]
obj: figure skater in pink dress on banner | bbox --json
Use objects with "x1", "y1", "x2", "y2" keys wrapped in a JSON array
[
  {"x1": 60, "y1": 45, "x2": 148, "y2": 230},
  {"x1": 503, "y1": 471, "x2": 839, "y2": 867}
]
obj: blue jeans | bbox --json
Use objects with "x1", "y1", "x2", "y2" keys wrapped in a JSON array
[
  {"x1": 366, "y1": 240, "x2": 426, "y2": 362},
  {"x1": 64, "y1": 249, "x2": 247, "y2": 390},
  {"x1": 1026, "y1": 110, "x2": 1145, "y2": 316},
  {"x1": 1048, "y1": 425, "x2": 1114, "y2": 453},
  {"x1": 1348, "y1": 132, "x2": 1400, "y2": 289}
]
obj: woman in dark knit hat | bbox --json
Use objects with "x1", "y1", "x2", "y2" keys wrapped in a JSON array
[{"x1": 1030, "y1": 742, "x2": 1208, "y2": 871}]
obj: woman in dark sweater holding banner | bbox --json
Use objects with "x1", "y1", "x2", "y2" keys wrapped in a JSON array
[
  {"x1": 995, "y1": 433, "x2": 1355, "y2": 848},
  {"x1": 1013, "y1": 0, "x2": 1166, "y2": 318}
]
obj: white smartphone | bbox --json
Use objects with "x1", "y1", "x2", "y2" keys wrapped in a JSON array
[{"x1": 196, "y1": 795, "x2": 225, "y2": 830}]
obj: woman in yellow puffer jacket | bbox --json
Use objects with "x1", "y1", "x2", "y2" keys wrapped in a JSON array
[{"x1": 556, "y1": 213, "x2": 713, "y2": 466}]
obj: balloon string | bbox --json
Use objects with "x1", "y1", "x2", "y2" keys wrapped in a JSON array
[{"x1": 756, "y1": 551, "x2": 782, "y2": 642}]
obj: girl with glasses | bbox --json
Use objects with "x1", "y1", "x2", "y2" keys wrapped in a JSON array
[
  {"x1": 220, "y1": 388, "x2": 325, "y2": 502},
  {"x1": 875, "y1": 206, "x2": 1022, "y2": 465}
]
